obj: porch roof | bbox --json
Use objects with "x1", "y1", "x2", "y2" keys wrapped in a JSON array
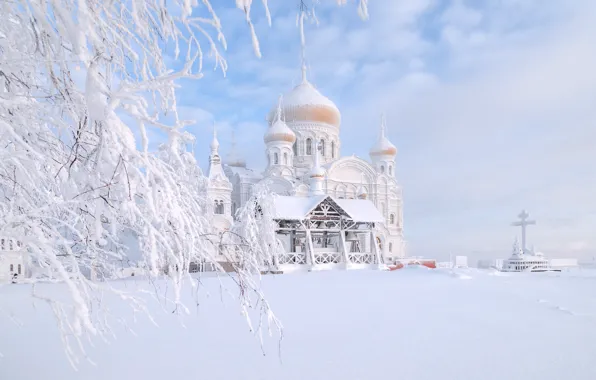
[{"x1": 272, "y1": 195, "x2": 384, "y2": 223}]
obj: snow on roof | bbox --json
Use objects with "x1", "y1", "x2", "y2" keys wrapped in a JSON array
[
  {"x1": 283, "y1": 81, "x2": 339, "y2": 110},
  {"x1": 264, "y1": 118, "x2": 296, "y2": 144},
  {"x1": 370, "y1": 115, "x2": 397, "y2": 157},
  {"x1": 273, "y1": 195, "x2": 326, "y2": 220},
  {"x1": 370, "y1": 136, "x2": 397, "y2": 156},
  {"x1": 335, "y1": 198, "x2": 384, "y2": 223},
  {"x1": 272, "y1": 195, "x2": 384, "y2": 223}
]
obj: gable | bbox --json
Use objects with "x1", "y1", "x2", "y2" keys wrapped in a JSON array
[{"x1": 306, "y1": 196, "x2": 350, "y2": 220}]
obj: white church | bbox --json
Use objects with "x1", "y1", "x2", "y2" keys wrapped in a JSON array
[
  {"x1": 0, "y1": 75, "x2": 406, "y2": 281},
  {"x1": 205, "y1": 65, "x2": 406, "y2": 268}
]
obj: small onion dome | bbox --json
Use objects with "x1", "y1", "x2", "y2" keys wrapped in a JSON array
[
  {"x1": 370, "y1": 114, "x2": 397, "y2": 158},
  {"x1": 370, "y1": 138, "x2": 397, "y2": 157},
  {"x1": 309, "y1": 165, "x2": 326, "y2": 179},
  {"x1": 357, "y1": 184, "x2": 368, "y2": 199},
  {"x1": 267, "y1": 80, "x2": 341, "y2": 128},
  {"x1": 265, "y1": 95, "x2": 297, "y2": 144},
  {"x1": 264, "y1": 118, "x2": 296, "y2": 144}
]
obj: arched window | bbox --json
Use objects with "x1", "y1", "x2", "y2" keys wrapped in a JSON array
[
  {"x1": 381, "y1": 202, "x2": 386, "y2": 217},
  {"x1": 390, "y1": 214, "x2": 395, "y2": 224},
  {"x1": 0, "y1": 238, "x2": 4, "y2": 250},
  {"x1": 389, "y1": 243, "x2": 393, "y2": 253},
  {"x1": 232, "y1": 202, "x2": 237, "y2": 217},
  {"x1": 389, "y1": 165, "x2": 393, "y2": 176},
  {"x1": 274, "y1": 152, "x2": 279, "y2": 165},
  {"x1": 293, "y1": 142, "x2": 297, "y2": 156},
  {"x1": 284, "y1": 152, "x2": 288, "y2": 165},
  {"x1": 331, "y1": 141, "x2": 335, "y2": 158},
  {"x1": 10, "y1": 264, "x2": 13, "y2": 272},
  {"x1": 9, "y1": 240, "x2": 13, "y2": 250},
  {"x1": 18, "y1": 264, "x2": 21, "y2": 274},
  {"x1": 214, "y1": 200, "x2": 224, "y2": 215},
  {"x1": 380, "y1": 165, "x2": 385, "y2": 173},
  {"x1": 306, "y1": 138, "x2": 313, "y2": 155},
  {"x1": 319, "y1": 139, "x2": 325, "y2": 157}
]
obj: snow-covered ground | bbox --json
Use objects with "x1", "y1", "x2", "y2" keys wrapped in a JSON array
[{"x1": 2, "y1": 268, "x2": 596, "y2": 379}]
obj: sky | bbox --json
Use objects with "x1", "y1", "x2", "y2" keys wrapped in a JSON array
[{"x1": 166, "y1": 0, "x2": 596, "y2": 261}]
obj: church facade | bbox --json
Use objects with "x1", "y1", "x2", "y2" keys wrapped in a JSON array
[{"x1": 206, "y1": 70, "x2": 406, "y2": 264}]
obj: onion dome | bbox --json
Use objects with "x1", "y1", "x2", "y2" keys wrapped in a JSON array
[
  {"x1": 369, "y1": 114, "x2": 397, "y2": 158},
  {"x1": 357, "y1": 184, "x2": 368, "y2": 199},
  {"x1": 309, "y1": 164, "x2": 326, "y2": 179},
  {"x1": 267, "y1": 77, "x2": 341, "y2": 128},
  {"x1": 356, "y1": 173, "x2": 368, "y2": 199},
  {"x1": 264, "y1": 96, "x2": 297, "y2": 144}
]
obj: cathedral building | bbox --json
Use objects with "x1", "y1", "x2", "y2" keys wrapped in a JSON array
[{"x1": 206, "y1": 68, "x2": 406, "y2": 265}]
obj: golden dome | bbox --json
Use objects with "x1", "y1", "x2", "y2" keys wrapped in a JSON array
[
  {"x1": 268, "y1": 81, "x2": 341, "y2": 128},
  {"x1": 264, "y1": 98, "x2": 297, "y2": 144},
  {"x1": 370, "y1": 146, "x2": 398, "y2": 157}
]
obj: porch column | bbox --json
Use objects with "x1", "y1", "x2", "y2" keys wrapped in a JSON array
[
  {"x1": 272, "y1": 229, "x2": 280, "y2": 268},
  {"x1": 371, "y1": 229, "x2": 383, "y2": 264},
  {"x1": 340, "y1": 230, "x2": 350, "y2": 264},
  {"x1": 305, "y1": 227, "x2": 316, "y2": 266},
  {"x1": 339, "y1": 218, "x2": 350, "y2": 264}
]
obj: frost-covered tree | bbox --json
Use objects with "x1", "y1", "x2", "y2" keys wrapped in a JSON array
[{"x1": 0, "y1": 0, "x2": 369, "y2": 365}]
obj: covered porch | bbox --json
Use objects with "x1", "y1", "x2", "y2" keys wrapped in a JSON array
[{"x1": 271, "y1": 196, "x2": 385, "y2": 271}]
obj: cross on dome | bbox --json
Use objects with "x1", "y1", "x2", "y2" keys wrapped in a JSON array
[
  {"x1": 276, "y1": 94, "x2": 284, "y2": 121},
  {"x1": 265, "y1": 3, "x2": 341, "y2": 129},
  {"x1": 299, "y1": 0, "x2": 308, "y2": 84}
]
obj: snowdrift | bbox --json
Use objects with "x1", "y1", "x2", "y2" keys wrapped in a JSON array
[{"x1": 2, "y1": 269, "x2": 596, "y2": 380}]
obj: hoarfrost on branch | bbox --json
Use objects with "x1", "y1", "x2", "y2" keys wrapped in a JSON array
[{"x1": 0, "y1": 0, "x2": 368, "y2": 366}]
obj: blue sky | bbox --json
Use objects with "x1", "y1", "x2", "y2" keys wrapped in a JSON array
[{"x1": 166, "y1": 0, "x2": 596, "y2": 261}]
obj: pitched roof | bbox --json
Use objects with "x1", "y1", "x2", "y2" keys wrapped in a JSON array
[
  {"x1": 272, "y1": 195, "x2": 384, "y2": 223},
  {"x1": 335, "y1": 198, "x2": 384, "y2": 223},
  {"x1": 272, "y1": 195, "x2": 326, "y2": 220}
]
